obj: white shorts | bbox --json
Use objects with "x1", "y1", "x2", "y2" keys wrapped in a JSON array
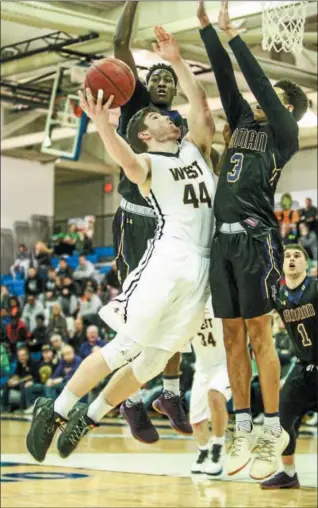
[
  {"x1": 101, "y1": 239, "x2": 210, "y2": 354},
  {"x1": 190, "y1": 364, "x2": 231, "y2": 425}
]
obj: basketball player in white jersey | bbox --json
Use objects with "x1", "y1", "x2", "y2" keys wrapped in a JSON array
[
  {"x1": 26, "y1": 26, "x2": 217, "y2": 462},
  {"x1": 191, "y1": 298, "x2": 231, "y2": 477}
]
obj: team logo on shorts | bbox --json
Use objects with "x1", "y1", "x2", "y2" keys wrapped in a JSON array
[{"x1": 244, "y1": 217, "x2": 259, "y2": 228}]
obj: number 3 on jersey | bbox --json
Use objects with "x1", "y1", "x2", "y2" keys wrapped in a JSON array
[
  {"x1": 183, "y1": 182, "x2": 212, "y2": 208},
  {"x1": 227, "y1": 153, "x2": 244, "y2": 183}
]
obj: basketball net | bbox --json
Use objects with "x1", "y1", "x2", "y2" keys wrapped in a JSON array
[{"x1": 261, "y1": 1, "x2": 308, "y2": 55}]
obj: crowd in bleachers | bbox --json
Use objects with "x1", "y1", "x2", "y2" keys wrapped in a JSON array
[{"x1": 1, "y1": 202, "x2": 317, "y2": 424}]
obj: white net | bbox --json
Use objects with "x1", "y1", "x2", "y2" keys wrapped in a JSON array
[{"x1": 261, "y1": 1, "x2": 308, "y2": 54}]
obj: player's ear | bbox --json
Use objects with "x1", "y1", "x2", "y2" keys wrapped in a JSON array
[
  {"x1": 287, "y1": 104, "x2": 294, "y2": 114},
  {"x1": 138, "y1": 131, "x2": 151, "y2": 141}
]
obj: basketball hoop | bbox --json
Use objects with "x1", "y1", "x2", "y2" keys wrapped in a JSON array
[{"x1": 261, "y1": 1, "x2": 308, "y2": 55}]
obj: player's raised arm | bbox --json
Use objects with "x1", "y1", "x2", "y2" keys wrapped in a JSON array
[
  {"x1": 197, "y1": 0, "x2": 252, "y2": 132},
  {"x1": 218, "y1": 0, "x2": 300, "y2": 146},
  {"x1": 78, "y1": 89, "x2": 151, "y2": 185},
  {"x1": 152, "y1": 26, "x2": 215, "y2": 161},
  {"x1": 113, "y1": 1, "x2": 139, "y2": 79}
]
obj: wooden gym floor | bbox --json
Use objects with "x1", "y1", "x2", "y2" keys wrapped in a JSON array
[{"x1": 1, "y1": 413, "x2": 317, "y2": 507}]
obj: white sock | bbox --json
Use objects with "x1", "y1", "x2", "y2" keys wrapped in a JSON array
[
  {"x1": 163, "y1": 377, "x2": 180, "y2": 396},
  {"x1": 264, "y1": 414, "x2": 282, "y2": 437},
  {"x1": 235, "y1": 411, "x2": 253, "y2": 433},
  {"x1": 283, "y1": 464, "x2": 296, "y2": 478},
  {"x1": 199, "y1": 443, "x2": 209, "y2": 451},
  {"x1": 212, "y1": 435, "x2": 225, "y2": 446},
  {"x1": 87, "y1": 392, "x2": 114, "y2": 423},
  {"x1": 126, "y1": 391, "x2": 143, "y2": 407},
  {"x1": 54, "y1": 386, "x2": 80, "y2": 419}
]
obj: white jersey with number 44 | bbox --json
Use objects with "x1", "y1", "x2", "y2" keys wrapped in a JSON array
[
  {"x1": 146, "y1": 139, "x2": 216, "y2": 249},
  {"x1": 192, "y1": 298, "x2": 227, "y2": 373}
]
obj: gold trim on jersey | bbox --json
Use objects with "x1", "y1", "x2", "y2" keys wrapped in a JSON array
[
  {"x1": 115, "y1": 212, "x2": 130, "y2": 283},
  {"x1": 269, "y1": 153, "x2": 282, "y2": 187}
]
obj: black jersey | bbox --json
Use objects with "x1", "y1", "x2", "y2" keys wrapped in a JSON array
[
  {"x1": 200, "y1": 26, "x2": 299, "y2": 240},
  {"x1": 276, "y1": 277, "x2": 317, "y2": 365},
  {"x1": 117, "y1": 79, "x2": 187, "y2": 207}
]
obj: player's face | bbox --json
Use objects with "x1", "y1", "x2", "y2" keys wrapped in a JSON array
[
  {"x1": 147, "y1": 69, "x2": 176, "y2": 106},
  {"x1": 283, "y1": 249, "x2": 307, "y2": 277},
  {"x1": 254, "y1": 86, "x2": 293, "y2": 122},
  {"x1": 143, "y1": 112, "x2": 181, "y2": 143}
]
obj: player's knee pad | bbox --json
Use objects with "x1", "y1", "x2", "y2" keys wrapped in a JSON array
[
  {"x1": 132, "y1": 347, "x2": 172, "y2": 385},
  {"x1": 100, "y1": 333, "x2": 141, "y2": 371}
]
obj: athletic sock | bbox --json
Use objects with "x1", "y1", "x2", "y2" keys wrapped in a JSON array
[
  {"x1": 199, "y1": 443, "x2": 209, "y2": 451},
  {"x1": 283, "y1": 464, "x2": 296, "y2": 478},
  {"x1": 235, "y1": 408, "x2": 253, "y2": 433},
  {"x1": 126, "y1": 391, "x2": 143, "y2": 407},
  {"x1": 163, "y1": 376, "x2": 180, "y2": 396},
  {"x1": 212, "y1": 435, "x2": 226, "y2": 446},
  {"x1": 87, "y1": 392, "x2": 114, "y2": 423},
  {"x1": 264, "y1": 412, "x2": 282, "y2": 437},
  {"x1": 54, "y1": 386, "x2": 80, "y2": 420}
]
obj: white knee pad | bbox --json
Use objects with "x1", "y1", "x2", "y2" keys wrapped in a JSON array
[
  {"x1": 101, "y1": 334, "x2": 142, "y2": 372},
  {"x1": 132, "y1": 347, "x2": 172, "y2": 385}
]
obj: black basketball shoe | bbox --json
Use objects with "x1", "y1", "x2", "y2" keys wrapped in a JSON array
[
  {"x1": 26, "y1": 397, "x2": 66, "y2": 463},
  {"x1": 57, "y1": 403, "x2": 98, "y2": 458}
]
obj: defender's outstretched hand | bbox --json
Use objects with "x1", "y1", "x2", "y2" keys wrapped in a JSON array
[
  {"x1": 78, "y1": 88, "x2": 114, "y2": 127},
  {"x1": 197, "y1": 1, "x2": 210, "y2": 29},
  {"x1": 152, "y1": 26, "x2": 181, "y2": 63}
]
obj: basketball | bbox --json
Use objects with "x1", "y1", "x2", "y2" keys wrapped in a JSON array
[{"x1": 83, "y1": 57, "x2": 136, "y2": 109}]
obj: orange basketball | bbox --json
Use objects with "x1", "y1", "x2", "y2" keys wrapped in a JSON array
[{"x1": 84, "y1": 57, "x2": 136, "y2": 109}]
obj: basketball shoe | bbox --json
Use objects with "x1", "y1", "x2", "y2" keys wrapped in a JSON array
[
  {"x1": 191, "y1": 448, "x2": 209, "y2": 474},
  {"x1": 261, "y1": 471, "x2": 300, "y2": 489},
  {"x1": 226, "y1": 429, "x2": 258, "y2": 476},
  {"x1": 120, "y1": 401, "x2": 159, "y2": 444},
  {"x1": 205, "y1": 443, "x2": 225, "y2": 477},
  {"x1": 152, "y1": 391, "x2": 192, "y2": 435},
  {"x1": 57, "y1": 403, "x2": 98, "y2": 458},
  {"x1": 249, "y1": 427, "x2": 290, "y2": 480},
  {"x1": 26, "y1": 397, "x2": 65, "y2": 462}
]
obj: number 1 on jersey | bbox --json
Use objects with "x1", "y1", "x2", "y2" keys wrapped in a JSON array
[
  {"x1": 183, "y1": 182, "x2": 212, "y2": 208},
  {"x1": 297, "y1": 323, "x2": 312, "y2": 347},
  {"x1": 227, "y1": 153, "x2": 244, "y2": 183}
]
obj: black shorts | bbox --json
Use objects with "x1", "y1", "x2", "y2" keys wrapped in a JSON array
[
  {"x1": 112, "y1": 207, "x2": 157, "y2": 286},
  {"x1": 210, "y1": 229, "x2": 283, "y2": 319},
  {"x1": 280, "y1": 363, "x2": 318, "y2": 456}
]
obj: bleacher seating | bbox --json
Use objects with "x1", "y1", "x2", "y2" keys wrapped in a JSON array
[{"x1": 1, "y1": 246, "x2": 115, "y2": 297}]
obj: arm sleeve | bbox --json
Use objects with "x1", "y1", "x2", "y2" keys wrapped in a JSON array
[
  {"x1": 229, "y1": 35, "x2": 299, "y2": 151},
  {"x1": 199, "y1": 24, "x2": 253, "y2": 131},
  {"x1": 117, "y1": 80, "x2": 151, "y2": 138}
]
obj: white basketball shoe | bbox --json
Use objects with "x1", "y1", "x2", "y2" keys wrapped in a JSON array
[
  {"x1": 249, "y1": 427, "x2": 290, "y2": 480},
  {"x1": 226, "y1": 430, "x2": 258, "y2": 476}
]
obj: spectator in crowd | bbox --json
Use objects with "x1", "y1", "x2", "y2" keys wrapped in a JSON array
[
  {"x1": 27, "y1": 314, "x2": 47, "y2": 353},
  {"x1": 56, "y1": 257, "x2": 73, "y2": 278},
  {"x1": 51, "y1": 225, "x2": 65, "y2": 256},
  {"x1": 32, "y1": 242, "x2": 53, "y2": 278},
  {"x1": 78, "y1": 287, "x2": 102, "y2": 324},
  {"x1": 43, "y1": 267, "x2": 57, "y2": 293},
  {"x1": 10, "y1": 244, "x2": 31, "y2": 280},
  {"x1": 59, "y1": 276, "x2": 79, "y2": 317},
  {"x1": 46, "y1": 303, "x2": 68, "y2": 340},
  {"x1": 1, "y1": 285, "x2": 10, "y2": 311},
  {"x1": 58, "y1": 224, "x2": 81, "y2": 256},
  {"x1": 5, "y1": 313, "x2": 29, "y2": 355},
  {"x1": 24, "y1": 345, "x2": 57, "y2": 413},
  {"x1": 298, "y1": 222, "x2": 318, "y2": 260},
  {"x1": 0, "y1": 341, "x2": 11, "y2": 384},
  {"x1": 8, "y1": 296, "x2": 21, "y2": 317},
  {"x1": 73, "y1": 254, "x2": 98, "y2": 290},
  {"x1": 44, "y1": 345, "x2": 81, "y2": 399},
  {"x1": 103, "y1": 260, "x2": 120, "y2": 301},
  {"x1": 68, "y1": 317, "x2": 86, "y2": 354},
  {"x1": 1, "y1": 347, "x2": 38, "y2": 412},
  {"x1": 275, "y1": 193, "x2": 299, "y2": 226},
  {"x1": 79, "y1": 325, "x2": 105, "y2": 359},
  {"x1": 54, "y1": 275, "x2": 64, "y2": 297},
  {"x1": 22, "y1": 295, "x2": 45, "y2": 332},
  {"x1": 49, "y1": 333, "x2": 66, "y2": 361},
  {"x1": 24, "y1": 267, "x2": 43, "y2": 297},
  {"x1": 280, "y1": 223, "x2": 297, "y2": 246},
  {"x1": 299, "y1": 197, "x2": 318, "y2": 232}
]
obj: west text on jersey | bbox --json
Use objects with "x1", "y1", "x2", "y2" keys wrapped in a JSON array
[
  {"x1": 169, "y1": 160, "x2": 204, "y2": 181},
  {"x1": 229, "y1": 128, "x2": 268, "y2": 152}
]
